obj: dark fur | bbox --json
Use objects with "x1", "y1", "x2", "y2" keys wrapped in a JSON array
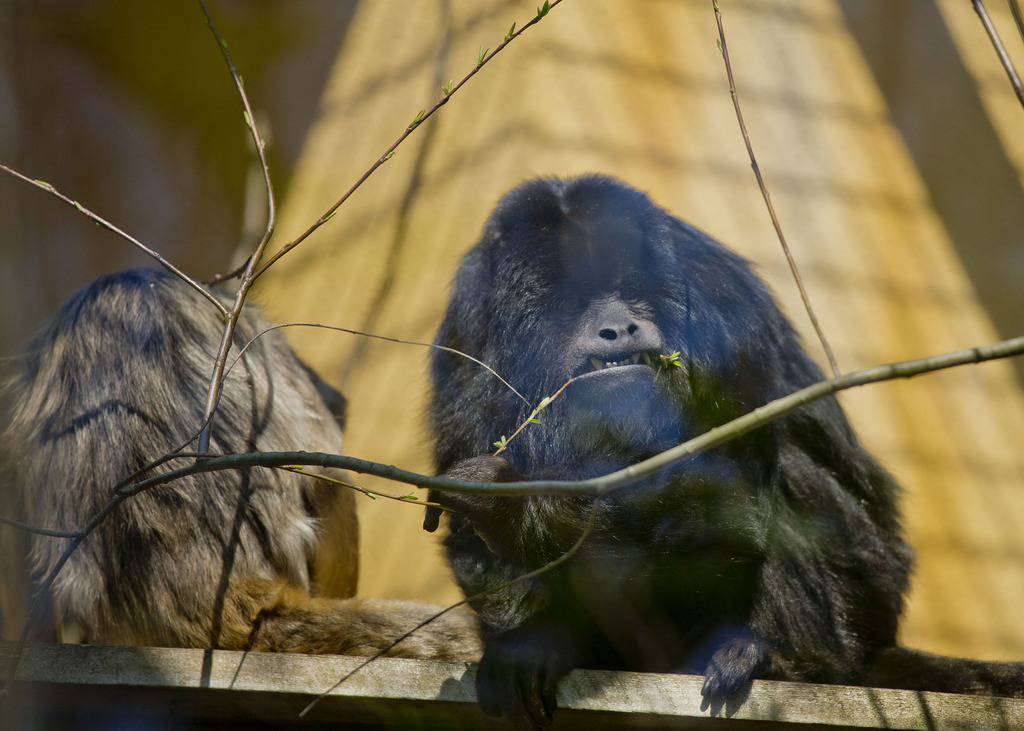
[
  {"x1": 425, "y1": 175, "x2": 1024, "y2": 723},
  {"x1": 3, "y1": 268, "x2": 480, "y2": 659}
]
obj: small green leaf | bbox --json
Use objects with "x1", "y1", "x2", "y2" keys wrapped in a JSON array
[
  {"x1": 658, "y1": 351, "x2": 684, "y2": 369},
  {"x1": 243, "y1": 109, "x2": 254, "y2": 129},
  {"x1": 409, "y1": 109, "x2": 426, "y2": 129},
  {"x1": 441, "y1": 80, "x2": 455, "y2": 96},
  {"x1": 505, "y1": 21, "x2": 516, "y2": 42},
  {"x1": 713, "y1": 0, "x2": 720, "y2": 11},
  {"x1": 537, "y1": 395, "x2": 553, "y2": 411},
  {"x1": 287, "y1": 465, "x2": 305, "y2": 472},
  {"x1": 528, "y1": 418, "x2": 541, "y2": 425},
  {"x1": 382, "y1": 150, "x2": 396, "y2": 162},
  {"x1": 716, "y1": 38, "x2": 723, "y2": 54},
  {"x1": 477, "y1": 47, "x2": 489, "y2": 66},
  {"x1": 400, "y1": 494, "x2": 420, "y2": 502},
  {"x1": 537, "y1": 0, "x2": 550, "y2": 18},
  {"x1": 493, "y1": 435, "x2": 509, "y2": 450},
  {"x1": 322, "y1": 208, "x2": 338, "y2": 223},
  {"x1": 73, "y1": 201, "x2": 88, "y2": 215}
]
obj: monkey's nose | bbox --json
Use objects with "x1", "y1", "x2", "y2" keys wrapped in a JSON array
[{"x1": 599, "y1": 323, "x2": 640, "y2": 341}]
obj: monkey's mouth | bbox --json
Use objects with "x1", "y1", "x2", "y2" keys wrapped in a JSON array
[{"x1": 573, "y1": 351, "x2": 659, "y2": 380}]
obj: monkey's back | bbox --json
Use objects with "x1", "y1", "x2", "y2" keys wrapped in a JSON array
[{"x1": 3, "y1": 268, "x2": 356, "y2": 647}]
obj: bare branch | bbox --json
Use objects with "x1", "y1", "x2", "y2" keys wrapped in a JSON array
[
  {"x1": 250, "y1": 0, "x2": 567, "y2": 280},
  {"x1": 0, "y1": 515, "x2": 78, "y2": 539},
  {"x1": 225, "y1": 322, "x2": 531, "y2": 407},
  {"x1": 278, "y1": 466, "x2": 452, "y2": 512},
  {"x1": 1009, "y1": 0, "x2": 1024, "y2": 46},
  {"x1": 492, "y1": 376, "x2": 575, "y2": 455},
  {"x1": 973, "y1": 0, "x2": 1024, "y2": 108},
  {"x1": 5, "y1": 332, "x2": 1022, "y2": 694},
  {"x1": 710, "y1": 2, "x2": 840, "y2": 377},
  {"x1": 3, "y1": 1, "x2": 568, "y2": 690},
  {"x1": 195, "y1": 0, "x2": 277, "y2": 454},
  {"x1": 35, "y1": 332, "x2": 1021, "y2": 509},
  {"x1": 0, "y1": 163, "x2": 227, "y2": 317},
  {"x1": 205, "y1": 255, "x2": 250, "y2": 285}
]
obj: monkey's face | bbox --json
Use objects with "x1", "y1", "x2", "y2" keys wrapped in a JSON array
[{"x1": 485, "y1": 199, "x2": 699, "y2": 473}]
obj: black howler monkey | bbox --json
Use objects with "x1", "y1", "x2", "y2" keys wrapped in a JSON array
[{"x1": 424, "y1": 175, "x2": 1024, "y2": 725}]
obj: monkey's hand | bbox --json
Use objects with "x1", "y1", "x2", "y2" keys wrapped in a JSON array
[
  {"x1": 422, "y1": 456, "x2": 522, "y2": 548},
  {"x1": 700, "y1": 631, "x2": 769, "y2": 714},
  {"x1": 477, "y1": 620, "x2": 581, "y2": 728}
]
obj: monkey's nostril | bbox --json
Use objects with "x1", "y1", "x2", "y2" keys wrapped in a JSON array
[
  {"x1": 627, "y1": 323, "x2": 639, "y2": 335},
  {"x1": 599, "y1": 328, "x2": 617, "y2": 341}
]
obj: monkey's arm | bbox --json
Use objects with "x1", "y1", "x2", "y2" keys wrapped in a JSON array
[
  {"x1": 698, "y1": 512, "x2": 881, "y2": 709},
  {"x1": 426, "y1": 456, "x2": 599, "y2": 726},
  {"x1": 424, "y1": 455, "x2": 596, "y2": 565}
]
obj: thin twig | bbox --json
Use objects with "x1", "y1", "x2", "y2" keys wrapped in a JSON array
[
  {"x1": 297, "y1": 496, "x2": 601, "y2": 718},
  {"x1": 93, "y1": 332, "x2": 1024, "y2": 500},
  {"x1": 0, "y1": 515, "x2": 78, "y2": 539},
  {"x1": 0, "y1": 163, "x2": 227, "y2": 317},
  {"x1": 278, "y1": 465, "x2": 452, "y2": 512},
  {"x1": 711, "y1": 1, "x2": 840, "y2": 377},
  {"x1": 224, "y1": 322, "x2": 531, "y2": 407},
  {"x1": 492, "y1": 376, "x2": 575, "y2": 455},
  {"x1": 974, "y1": 0, "x2": 1024, "y2": 108},
  {"x1": 195, "y1": 0, "x2": 277, "y2": 454},
  {"x1": 250, "y1": 0, "x2": 566, "y2": 280},
  {"x1": 206, "y1": 255, "x2": 251, "y2": 285},
  {"x1": 1009, "y1": 0, "x2": 1024, "y2": 46},
  {"x1": 3, "y1": 0, "x2": 566, "y2": 692}
]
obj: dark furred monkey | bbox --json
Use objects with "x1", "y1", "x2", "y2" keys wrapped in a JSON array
[
  {"x1": 3, "y1": 268, "x2": 480, "y2": 659},
  {"x1": 425, "y1": 175, "x2": 1024, "y2": 724}
]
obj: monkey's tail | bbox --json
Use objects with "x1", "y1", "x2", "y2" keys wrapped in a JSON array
[
  {"x1": 861, "y1": 646, "x2": 1024, "y2": 698},
  {"x1": 223, "y1": 579, "x2": 483, "y2": 663}
]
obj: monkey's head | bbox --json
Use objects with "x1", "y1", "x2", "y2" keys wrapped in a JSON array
[{"x1": 430, "y1": 175, "x2": 820, "y2": 480}]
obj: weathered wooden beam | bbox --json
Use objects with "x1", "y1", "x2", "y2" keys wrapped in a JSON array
[{"x1": 3, "y1": 643, "x2": 1024, "y2": 729}]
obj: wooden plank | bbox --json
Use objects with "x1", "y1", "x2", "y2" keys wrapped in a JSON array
[{"x1": 3, "y1": 643, "x2": 1024, "y2": 729}]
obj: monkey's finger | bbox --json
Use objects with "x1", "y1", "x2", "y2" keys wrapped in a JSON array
[
  {"x1": 540, "y1": 662, "x2": 560, "y2": 721},
  {"x1": 517, "y1": 666, "x2": 550, "y2": 729},
  {"x1": 423, "y1": 505, "x2": 441, "y2": 532},
  {"x1": 700, "y1": 673, "x2": 717, "y2": 713}
]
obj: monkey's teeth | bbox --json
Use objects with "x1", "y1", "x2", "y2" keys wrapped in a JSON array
[{"x1": 588, "y1": 353, "x2": 656, "y2": 372}]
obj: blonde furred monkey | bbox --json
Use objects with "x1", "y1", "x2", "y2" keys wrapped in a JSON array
[{"x1": 3, "y1": 268, "x2": 481, "y2": 660}]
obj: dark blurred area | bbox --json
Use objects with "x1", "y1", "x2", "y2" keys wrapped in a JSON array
[{"x1": 0, "y1": 0, "x2": 357, "y2": 356}]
